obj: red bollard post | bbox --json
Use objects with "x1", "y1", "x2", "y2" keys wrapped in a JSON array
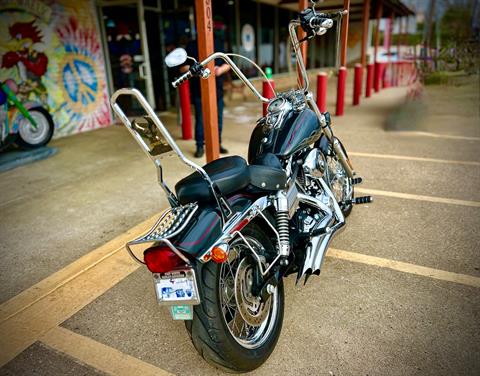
[
  {"x1": 382, "y1": 63, "x2": 389, "y2": 88},
  {"x1": 366, "y1": 63, "x2": 374, "y2": 97},
  {"x1": 316, "y1": 72, "x2": 328, "y2": 113},
  {"x1": 353, "y1": 63, "x2": 363, "y2": 106},
  {"x1": 262, "y1": 80, "x2": 275, "y2": 116},
  {"x1": 399, "y1": 61, "x2": 404, "y2": 86},
  {"x1": 178, "y1": 80, "x2": 192, "y2": 140},
  {"x1": 374, "y1": 62, "x2": 381, "y2": 92},
  {"x1": 336, "y1": 66, "x2": 347, "y2": 116}
]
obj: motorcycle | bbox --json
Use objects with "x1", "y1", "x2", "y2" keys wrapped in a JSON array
[
  {"x1": 0, "y1": 80, "x2": 54, "y2": 150},
  {"x1": 110, "y1": 3, "x2": 372, "y2": 372}
]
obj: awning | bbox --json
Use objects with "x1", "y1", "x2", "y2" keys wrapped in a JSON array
[{"x1": 258, "y1": 0, "x2": 415, "y2": 21}]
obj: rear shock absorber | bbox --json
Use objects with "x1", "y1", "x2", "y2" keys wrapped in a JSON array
[{"x1": 275, "y1": 191, "x2": 290, "y2": 266}]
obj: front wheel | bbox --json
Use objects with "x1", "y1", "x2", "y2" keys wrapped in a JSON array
[
  {"x1": 326, "y1": 138, "x2": 354, "y2": 217},
  {"x1": 186, "y1": 224, "x2": 284, "y2": 372},
  {"x1": 16, "y1": 107, "x2": 54, "y2": 149}
]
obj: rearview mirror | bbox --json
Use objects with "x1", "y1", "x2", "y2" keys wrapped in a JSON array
[{"x1": 165, "y1": 48, "x2": 188, "y2": 67}]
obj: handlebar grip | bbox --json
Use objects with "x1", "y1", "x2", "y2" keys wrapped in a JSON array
[
  {"x1": 172, "y1": 70, "x2": 193, "y2": 88},
  {"x1": 310, "y1": 16, "x2": 333, "y2": 29}
]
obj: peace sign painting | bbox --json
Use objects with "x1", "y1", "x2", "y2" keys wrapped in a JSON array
[{"x1": 0, "y1": 1, "x2": 112, "y2": 138}]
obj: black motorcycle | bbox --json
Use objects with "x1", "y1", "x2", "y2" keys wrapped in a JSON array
[{"x1": 110, "y1": 3, "x2": 371, "y2": 373}]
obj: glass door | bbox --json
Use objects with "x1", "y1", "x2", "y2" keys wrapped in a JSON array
[{"x1": 99, "y1": 0, "x2": 155, "y2": 113}]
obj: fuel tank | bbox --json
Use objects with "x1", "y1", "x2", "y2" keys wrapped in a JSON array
[{"x1": 248, "y1": 108, "x2": 321, "y2": 163}]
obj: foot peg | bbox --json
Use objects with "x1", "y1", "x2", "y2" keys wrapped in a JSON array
[
  {"x1": 351, "y1": 177, "x2": 363, "y2": 185},
  {"x1": 352, "y1": 196, "x2": 373, "y2": 204}
]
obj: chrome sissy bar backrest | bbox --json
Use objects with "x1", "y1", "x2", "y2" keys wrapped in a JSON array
[{"x1": 110, "y1": 88, "x2": 228, "y2": 220}]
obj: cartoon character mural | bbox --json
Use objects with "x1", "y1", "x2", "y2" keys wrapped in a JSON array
[
  {"x1": 2, "y1": 20, "x2": 49, "y2": 104},
  {"x1": 0, "y1": 0, "x2": 112, "y2": 138}
]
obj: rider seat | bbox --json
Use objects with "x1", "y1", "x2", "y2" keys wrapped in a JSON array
[
  {"x1": 175, "y1": 154, "x2": 288, "y2": 205},
  {"x1": 175, "y1": 156, "x2": 250, "y2": 205}
]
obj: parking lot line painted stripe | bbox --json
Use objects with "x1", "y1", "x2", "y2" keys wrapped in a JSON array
[
  {"x1": 395, "y1": 131, "x2": 480, "y2": 141},
  {"x1": 328, "y1": 248, "x2": 480, "y2": 288},
  {"x1": 355, "y1": 187, "x2": 480, "y2": 208},
  {"x1": 349, "y1": 152, "x2": 480, "y2": 167},
  {"x1": 0, "y1": 214, "x2": 159, "y2": 325},
  {"x1": 0, "y1": 249, "x2": 140, "y2": 367},
  {"x1": 41, "y1": 326, "x2": 173, "y2": 376}
]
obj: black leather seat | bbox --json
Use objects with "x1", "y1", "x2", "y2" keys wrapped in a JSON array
[{"x1": 175, "y1": 156, "x2": 250, "y2": 204}]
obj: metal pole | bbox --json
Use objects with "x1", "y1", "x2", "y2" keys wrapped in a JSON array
[
  {"x1": 373, "y1": 1, "x2": 383, "y2": 64},
  {"x1": 373, "y1": 1, "x2": 383, "y2": 92},
  {"x1": 195, "y1": 0, "x2": 219, "y2": 162},
  {"x1": 360, "y1": 0, "x2": 371, "y2": 67},
  {"x1": 157, "y1": 1, "x2": 171, "y2": 109},
  {"x1": 339, "y1": 0, "x2": 351, "y2": 67},
  {"x1": 137, "y1": 0, "x2": 156, "y2": 107},
  {"x1": 298, "y1": 0, "x2": 309, "y2": 86},
  {"x1": 274, "y1": 6, "x2": 279, "y2": 74}
]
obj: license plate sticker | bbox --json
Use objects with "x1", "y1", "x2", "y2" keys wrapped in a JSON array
[
  {"x1": 153, "y1": 269, "x2": 200, "y2": 306},
  {"x1": 170, "y1": 305, "x2": 193, "y2": 320}
]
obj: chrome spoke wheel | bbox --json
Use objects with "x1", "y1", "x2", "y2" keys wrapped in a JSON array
[
  {"x1": 327, "y1": 155, "x2": 352, "y2": 205},
  {"x1": 219, "y1": 236, "x2": 278, "y2": 349}
]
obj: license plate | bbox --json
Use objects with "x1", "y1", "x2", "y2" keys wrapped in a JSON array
[{"x1": 153, "y1": 268, "x2": 200, "y2": 306}]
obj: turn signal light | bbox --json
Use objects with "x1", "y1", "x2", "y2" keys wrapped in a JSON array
[
  {"x1": 211, "y1": 246, "x2": 228, "y2": 263},
  {"x1": 144, "y1": 246, "x2": 185, "y2": 273}
]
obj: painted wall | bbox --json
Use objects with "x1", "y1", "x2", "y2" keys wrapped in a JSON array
[{"x1": 0, "y1": 0, "x2": 112, "y2": 138}]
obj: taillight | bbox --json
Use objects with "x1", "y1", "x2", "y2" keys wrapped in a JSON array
[{"x1": 143, "y1": 246, "x2": 185, "y2": 273}]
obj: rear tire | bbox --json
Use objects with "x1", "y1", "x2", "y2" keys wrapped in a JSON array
[
  {"x1": 16, "y1": 107, "x2": 54, "y2": 149},
  {"x1": 186, "y1": 224, "x2": 284, "y2": 373}
]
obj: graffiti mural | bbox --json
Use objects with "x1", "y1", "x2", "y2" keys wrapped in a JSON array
[{"x1": 0, "y1": 0, "x2": 112, "y2": 138}]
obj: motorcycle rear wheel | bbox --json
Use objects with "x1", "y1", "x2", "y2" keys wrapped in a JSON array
[{"x1": 185, "y1": 223, "x2": 284, "y2": 373}]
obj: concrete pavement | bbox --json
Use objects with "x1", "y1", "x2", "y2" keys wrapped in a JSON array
[{"x1": 0, "y1": 73, "x2": 479, "y2": 375}]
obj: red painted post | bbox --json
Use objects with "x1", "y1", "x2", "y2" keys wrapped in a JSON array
[
  {"x1": 262, "y1": 80, "x2": 275, "y2": 116},
  {"x1": 336, "y1": 66, "x2": 347, "y2": 116},
  {"x1": 393, "y1": 61, "x2": 400, "y2": 86},
  {"x1": 374, "y1": 62, "x2": 381, "y2": 92},
  {"x1": 353, "y1": 63, "x2": 362, "y2": 106},
  {"x1": 178, "y1": 81, "x2": 192, "y2": 140},
  {"x1": 316, "y1": 72, "x2": 327, "y2": 113},
  {"x1": 366, "y1": 63, "x2": 374, "y2": 97},
  {"x1": 383, "y1": 63, "x2": 390, "y2": 88}
]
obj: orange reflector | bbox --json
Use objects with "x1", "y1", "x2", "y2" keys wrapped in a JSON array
[{"x1": 211, "y1": 246, "x2": 228, "y2": 263}]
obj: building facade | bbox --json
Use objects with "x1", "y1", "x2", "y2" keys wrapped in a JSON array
[{"x1": 0, "y1": 0, "x2": 413, "y2": 139}]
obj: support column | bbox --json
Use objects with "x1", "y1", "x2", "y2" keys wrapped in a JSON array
[
  {"x1": 383, "y1": 11, "x2": 394, "y2": 89},
  {"x1": 336, "y1": 0, "x2": 350, "y2": 116},
  {"x1": 360, "y1": 0, "x2": 371, "y2": 68},
  {"x1": 339, "y1": 0, "x2": 351, "y2": 67},
  {"x1": 298, "y1": 0, "x2": 309, "y2": 86},
  {"x1": 373, "y1": 1, "x2": 383, "y2": 92},
  {"x1": 195, "y1": 0, "x2": 219, "y2": 162}
]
